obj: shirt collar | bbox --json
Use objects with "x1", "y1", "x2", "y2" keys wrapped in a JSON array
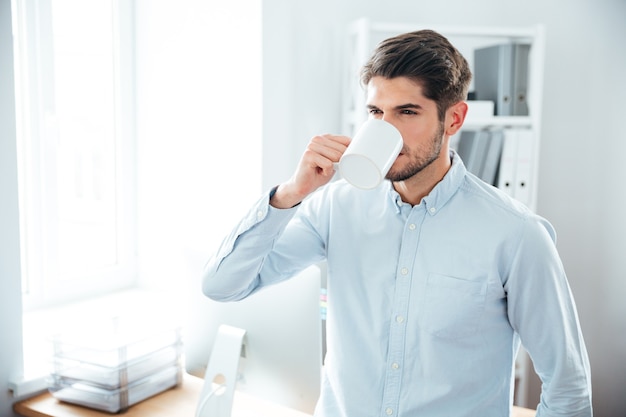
[{"x1": 387, "y1": 150, "x2": 466, "y2": 215}]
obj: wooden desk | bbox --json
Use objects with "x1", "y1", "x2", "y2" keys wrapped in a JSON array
[
  {"x1": 513, "y1": 406, "x2": 537, "y2": 417},
  {"x1": 14, "y1": 373, "x2": 536, "y2": 417},
  {"x1": 14, "y1": 373, "x2": 310, "y2": 417}
]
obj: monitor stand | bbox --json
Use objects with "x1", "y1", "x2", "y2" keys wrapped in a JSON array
[{"x1": 196, "y1": 325, "x2": 247, "y2": 417}]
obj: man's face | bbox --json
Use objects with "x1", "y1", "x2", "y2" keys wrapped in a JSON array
[{"x1": 365, "y1": 76, "x2": 446, "y2": 182}]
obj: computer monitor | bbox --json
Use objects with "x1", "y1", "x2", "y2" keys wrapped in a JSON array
[{"x1": 184, "y1": 264, "x2": 324, "y2": 415}]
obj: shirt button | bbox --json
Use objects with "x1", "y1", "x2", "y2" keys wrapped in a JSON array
[
  {"x1": 396, "y1": 315, "x2": 405, "y2": 323},
  {"x1": 429, "y1": 207, "x2": 436, "y2": 213},
  {"x1": 391, "y1": 362, "x2": 400, "y2": 370},
  {"x1": 386, "y1": 407, "x2": 393, "y2": 415},
  {"x1": 408, "y1": 223, "x2": 416, "y2": 230},
  {"x1": 256, "y1": 210, "x2": 264, "y2": 219},
  {"x1": 400, "y1": 267, "x2": 409, "y2": 276}
]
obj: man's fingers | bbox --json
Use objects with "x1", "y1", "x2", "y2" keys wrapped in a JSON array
[{"x1": 308, "y1": 134, "x2": 351, "y2": 163}]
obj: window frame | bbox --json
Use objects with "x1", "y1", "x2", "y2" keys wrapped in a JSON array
[{"x1": 13, "y1": 0, "x2": 138, "y2": 311}]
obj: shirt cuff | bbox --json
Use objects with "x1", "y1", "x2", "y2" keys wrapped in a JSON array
[{"x1": 268, "y1": 185, "x2": 302, "y2": 209}]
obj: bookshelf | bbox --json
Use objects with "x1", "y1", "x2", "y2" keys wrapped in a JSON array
[{"x1": 341, "y1": 18, "x2": 546, "y2": 408}]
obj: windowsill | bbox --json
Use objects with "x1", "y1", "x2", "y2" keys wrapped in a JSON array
[{"x1": 13, "y1": 288, "x2": 185, "y2": 399}]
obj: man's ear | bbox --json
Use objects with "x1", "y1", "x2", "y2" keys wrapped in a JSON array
[{"x1": 444, "y1": 101, "x2": 468, "y2": 136}]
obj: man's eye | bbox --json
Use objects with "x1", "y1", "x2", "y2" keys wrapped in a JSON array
[
  {"x1": 401, "y1": 109, "x2": 417, "y2": 115},
  {"x1": 368, "y1": 109, "x2": 382, "y2": 115}
]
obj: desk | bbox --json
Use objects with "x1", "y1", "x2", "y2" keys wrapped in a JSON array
[
  {"x1": 14, "y1": 373, "x2": 536, "y2": 417},
  {"x1": 14, "y1": 373, "x2": 310, "y2": 417}
]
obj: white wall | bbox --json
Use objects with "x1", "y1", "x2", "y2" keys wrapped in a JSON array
[
  {"x1": 262, "y1": 0, "x2": 626, "y2": 415},
  {"x1": 0, "y1": 0, "x2": 24, "y2": 415},
  {"x1": 133, "y1": 0, "x2": 262, "y2": 316}
]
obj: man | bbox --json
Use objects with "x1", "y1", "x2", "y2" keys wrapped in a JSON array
[{"x1": 202, "y1": 30, "x2": 592, "y2": 416}]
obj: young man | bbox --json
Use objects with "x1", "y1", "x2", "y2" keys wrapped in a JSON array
[{"x1": 202, "y1": 30, "x2": 592, "y2": 416}]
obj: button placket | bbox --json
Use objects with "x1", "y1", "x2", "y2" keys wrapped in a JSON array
[{"x1": 380, "y1": 207, "x2": 425, "y2": 417}]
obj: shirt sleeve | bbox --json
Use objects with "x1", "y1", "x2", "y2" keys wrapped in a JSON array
[
  {"x1": 202, "y1": 187, "x2": 326, "y2": 301},
  {"x1": 505, "y1": 215, "x2": 593, "y2": 416}
]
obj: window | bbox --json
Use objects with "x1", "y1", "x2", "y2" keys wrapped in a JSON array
[
  {"x1": 11, "y1": 0, "x2": 262, "y2": 393},
  {"x1": 13, "y1": 0, "x2": 137, "y2": 311}
]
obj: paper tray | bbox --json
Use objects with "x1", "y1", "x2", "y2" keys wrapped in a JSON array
[
  {"x1": 49, "y1": 365, "x2": 182, "y2": 413},
  {"x1": 53, "y1": 344, "x2": 181, "y2": 389},
  {"x1": 52, "y1": 325, "x2": 181, "y2": 369}
]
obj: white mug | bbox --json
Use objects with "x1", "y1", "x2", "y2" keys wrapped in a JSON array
[{"x1": 337, "y1": 119, "x2": 403, "y2": 189}]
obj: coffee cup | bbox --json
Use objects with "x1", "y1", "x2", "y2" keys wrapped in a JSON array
[{"x1": 337, "y1": 119, "x2": 403, "y2": 189}]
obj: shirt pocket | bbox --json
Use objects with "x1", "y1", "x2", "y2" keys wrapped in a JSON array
[{"x1": 420, "y1": 273, "x2": 487, "y2": 340}]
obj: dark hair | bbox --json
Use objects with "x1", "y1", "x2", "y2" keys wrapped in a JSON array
[{"x1": 360, "y1": 30, "x2": 472, "y2": 121}]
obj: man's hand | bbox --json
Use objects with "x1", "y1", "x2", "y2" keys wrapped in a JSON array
[{"x1": 270, "y1": 134, "x2": 350, "y2": 209}]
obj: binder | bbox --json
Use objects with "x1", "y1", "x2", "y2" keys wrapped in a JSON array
[
  {"x1": 513, "y1": 129, "x2": 534, "y2": 206},
  {"x1": 497, "y1": 129, "x2": 518, "y2": 197},
  {"x1": 511, "y1": 45, "x2": 530, "y2": 115},
  {"x1": 479, "y1": 129, "x2": 504, "y2": 186},
  {"x1": 474, "y1": 43, "x2": 530, "y2": 116},
  {"x1": 457, "y1": 130, "x2": 491, "y2": 177}
]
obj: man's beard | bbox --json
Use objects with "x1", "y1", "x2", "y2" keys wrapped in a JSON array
[{"x1": 386, "y1": 122, "x2": 445, "y2": 182}]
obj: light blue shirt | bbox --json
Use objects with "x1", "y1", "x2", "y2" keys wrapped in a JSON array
[{"x1": 203, "y1": 152, "x2": 592, "y2": 417}]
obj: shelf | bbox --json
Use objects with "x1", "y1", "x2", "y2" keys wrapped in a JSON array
[
  {"x1": 365, "y1": 21, "x2": 540, "y2": 40},
  {"x1": 462, "y1": 116, "x2": 532, "y2": 129}
]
